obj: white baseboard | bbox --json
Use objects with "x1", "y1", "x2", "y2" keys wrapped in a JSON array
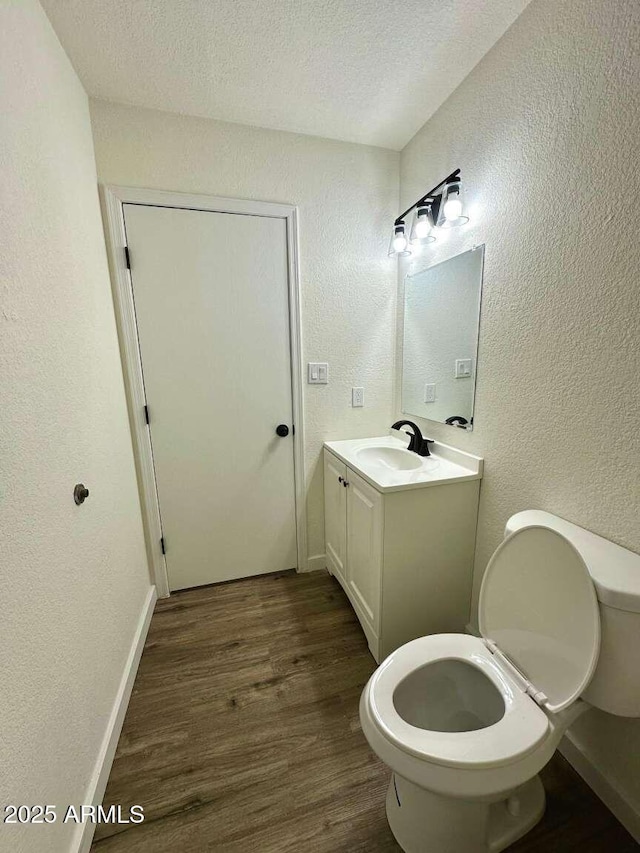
[
  {"x1": 559, "y1": 732, "x2": 640, "y2": 842},
  {"x1": 72, "y1": 585, "x2": 157, "y2": 853},
  {"x1": 302, "y1": 553, "x2": 327, "y2": 573}
]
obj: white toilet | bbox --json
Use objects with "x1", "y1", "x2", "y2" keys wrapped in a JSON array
[{"x1": 360, "y1": 510, "x2": 640, "y2": 853}]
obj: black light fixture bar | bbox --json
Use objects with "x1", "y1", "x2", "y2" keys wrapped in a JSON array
[{"x1": 394, "y1": 168, "x2": 461, "y2": 226}]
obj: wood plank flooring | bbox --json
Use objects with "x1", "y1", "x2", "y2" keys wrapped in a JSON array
[{"x1": 92, "y1": 570, "x2": 637, "y2": 852}]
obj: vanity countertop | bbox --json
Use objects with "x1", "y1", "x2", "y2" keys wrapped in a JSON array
[{"x1": 324, "y1": 434, "x2": 483, "y2": 493}]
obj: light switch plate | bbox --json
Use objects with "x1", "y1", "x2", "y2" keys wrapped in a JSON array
[
  {"x1": 455, "y1": 358, "x2": 472, "y2": 379},
  {"x1": 424, "y1": 383, "x2": 436, "y2": 403},
  {"x1": 352, "y1": 387, "x2": 364, "y2": 407},
  {"x1": 308, "y1": 362, "x2": 328, "y2": 384}
]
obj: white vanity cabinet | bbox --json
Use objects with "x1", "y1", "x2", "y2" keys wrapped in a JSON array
[{"x1": 323, "y1": 438, "x2": 482, "y2": 663}]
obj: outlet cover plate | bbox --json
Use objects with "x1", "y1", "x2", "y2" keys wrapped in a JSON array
[
  {"x1": 424, "y1": 383, "x2": 436, "y2": 403},
  {"x1": 352, "y1": 387, "x2": 364, "y2": 407}
]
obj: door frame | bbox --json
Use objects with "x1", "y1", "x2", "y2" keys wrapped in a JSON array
[{"x1": 100, "y1": 185, "x2": 307, "y2": 597}]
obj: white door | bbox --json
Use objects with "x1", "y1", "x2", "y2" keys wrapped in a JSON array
[
  {"x1": 123, "y1": 204, "x2": 297, "y2": 590},
  {"x1": 346, "y1": 469, "x2": 383, "y2": 632},
  {"x1": 323, "y1": 451, "x2": 347, "y2": 587}
]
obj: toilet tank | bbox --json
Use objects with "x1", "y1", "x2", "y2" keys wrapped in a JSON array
[{"x1": 505, "y1": 511, "x2": 640, "y2": 717}]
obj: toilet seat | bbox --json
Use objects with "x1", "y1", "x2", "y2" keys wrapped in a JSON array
[
  {"x1": 479, "y1": 526, "x2": 600, "y2": 713},
  {"x1": 367, "y1": 633, "x2": 550, "y2": 770}
]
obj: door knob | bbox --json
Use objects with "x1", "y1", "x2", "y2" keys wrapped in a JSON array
[{"x1": 275, "y1": 424, "x2": 290, "y2": 437}]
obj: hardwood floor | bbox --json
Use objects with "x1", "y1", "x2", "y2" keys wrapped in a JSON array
[{"x1": 92, "y1": 570, "x2": 637, "y2": 852}]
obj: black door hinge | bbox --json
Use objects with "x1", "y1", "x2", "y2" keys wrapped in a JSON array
[
  {"x1": 160, "y1": 537, "x2": 166, "y2": 555},
  {"x1": 124, "y1": 246, "x2": 131, "y2": 269},
  {"x1": 144, "y1": 404, "x2": 150, "y2": 425}
]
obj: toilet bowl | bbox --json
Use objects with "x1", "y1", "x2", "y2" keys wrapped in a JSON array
[{"x1": 360, "y1": 511, "x2": 640, "y2": 853}]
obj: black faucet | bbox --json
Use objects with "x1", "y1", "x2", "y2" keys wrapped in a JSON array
[{"x1": 391, "y1": 420, "x2": 434, "y2": 457}]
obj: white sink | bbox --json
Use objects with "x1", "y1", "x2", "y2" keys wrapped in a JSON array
[
  {"x1": 324, "y1": 435, "x2": 483, "y2": 492},
  {"x1": 356, "y1": 446, "x2": 424, "y2": 471}
]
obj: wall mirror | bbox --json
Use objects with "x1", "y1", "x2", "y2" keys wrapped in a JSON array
[{"x1": 402, "y1": 245, "x2": 484, "y2": 430}]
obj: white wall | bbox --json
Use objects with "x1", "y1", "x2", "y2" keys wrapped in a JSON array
[
  {"x1": 88, "y1": 99, "x2": 400, "y2": 565},
  {"x1": 397, "y1": 0, "x2": 640, "y2": 828},
  {"x1": 0, "y1": 3, "x2": 151, "y2": 850}
]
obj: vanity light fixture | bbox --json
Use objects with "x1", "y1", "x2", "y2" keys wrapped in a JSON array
[{"x1": 389, "y1": 168, "x2": 466, "y2": 257}]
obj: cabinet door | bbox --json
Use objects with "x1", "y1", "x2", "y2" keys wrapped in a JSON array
[
  {"x1": 324, "y1": 451, "x2": 347, "y2": 586},
  {"x1": 346, "y1": 468, "x2": 383, "y2": 632}
]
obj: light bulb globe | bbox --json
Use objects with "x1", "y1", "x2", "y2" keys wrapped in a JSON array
[
  {"x1": 443, "y1": 196, "x2": 463, "y2": 221},
  {"x1": 414, "y1": 217, "x2": 431, "y2": 239},
  {"x1": 393, "y1": 233, "x2": 408, "y2": 252}
]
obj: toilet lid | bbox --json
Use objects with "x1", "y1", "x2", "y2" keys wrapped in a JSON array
[{"x1": 478, "y1": 526, "x2": 600, "y2": 713}]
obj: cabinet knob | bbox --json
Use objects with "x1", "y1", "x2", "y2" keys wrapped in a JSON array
[
  {"x1": 338, "y1": 476, "x2": 343, "y2": 483},
  {"x1": 343, "y1": 480, "x2": 349, "y2": 488}
]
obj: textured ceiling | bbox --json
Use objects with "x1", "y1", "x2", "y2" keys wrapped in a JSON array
[{"x1": 41, "y1": 0, "x2": 531, "y2": 150}]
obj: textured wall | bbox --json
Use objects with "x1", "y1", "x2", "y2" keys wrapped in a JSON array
[
  {"x1": 88, "y1": 99, "x2": 400, "y2": 563},
  {"x1": 0, "y1": 3, "x2": 150, "y2": 850},
  {"x1": 398, "y1": 0, "x2": 640, "y2": 819}
]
